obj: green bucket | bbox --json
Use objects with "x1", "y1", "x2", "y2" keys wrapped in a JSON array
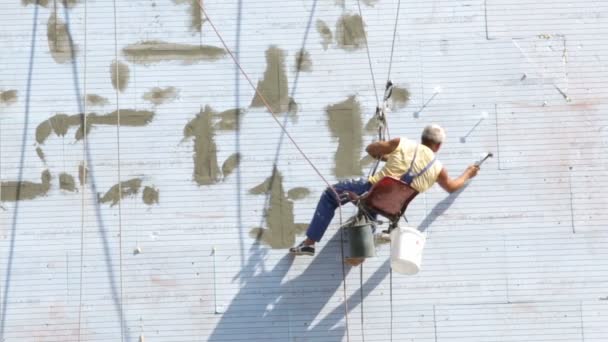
[{"x1": 347, "y1": 219, "x2": 376, "y2": 258}]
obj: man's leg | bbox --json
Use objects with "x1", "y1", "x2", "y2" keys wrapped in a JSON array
[{"x1": 290, "y1": 178, "x2": 371, "y2": 255}]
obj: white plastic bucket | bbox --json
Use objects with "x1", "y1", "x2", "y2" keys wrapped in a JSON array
[{"x1": 390, "y1": 227, "x2": 427, "y2": 275}]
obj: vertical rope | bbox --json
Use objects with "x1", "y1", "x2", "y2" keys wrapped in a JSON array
[
  {"x1": 355, "y1": 0, "x2": 380, "y2": 107},
  {"x1": 389, "y1": 267, "x2": 393, "y2": 342},
  {"x1": 111, "y1": 1, "x2": 125, "y2": 340},
  {"x1": 359, "y1": 265, "x2": 365, "y2": 342},
  {"x1": 386, "y1": 0, "x2": 402, "y2": 82},
  {"x1": 77, "y1": 0, "x2": 88, "y2": 339}
]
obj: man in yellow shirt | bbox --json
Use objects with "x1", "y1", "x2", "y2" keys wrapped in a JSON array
[{"x1": 290, "y1": 124, "x2": 480, "y2": 256}]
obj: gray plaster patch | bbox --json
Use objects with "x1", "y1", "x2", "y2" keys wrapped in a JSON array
[
  {"x1": 250, "y1": 46, "x2": 295, "y2": 115},
  {"x1": 22, "y1": 0, "x2": 50, "y2": 7},
  {"x1": 59, "y1": 173, "x2": 76, "y2": 192},
  {"x1": 47, "y1": 12, "x2": 77, "y2": 64},
  {"x1": 86, "y1": 94, "x2": 109, "y2": 106},
  {"x1": 36, "y1": 147, "x2": 46, "y2": 162},
  {"x1": 122, "y1": 40, "x2": 225, "y2": 65},
  {"x1": 316, "y1": 19, "x2": 333, "y2": 50},
  {"x1": 99, "y1": 178, "x2": 143, "y2": 207},
  {"x1": 143, "y1": 86, "x2": 179, "y2": 105},
  {"x1": 183, "y1": 106, "x2": 220, "y2": 185},
  {"x1": 362, "y1": 0, "x2": 379, "y2": 6},
  {"x1": 248, "y1": 167, "x2": 308, "y2": 248},
  {"x1": 326, "y1": 96, "x2": 363, "y2": 177},
  {"x1": 0, "y1": 90, "x2": 18, "y2": 105},
  {"x1": 173, "y1": 0, "x2": 204, "y2": 32},
  {"x1": 1, "y1": 170, "x2": 51, "y2": 202},
  {"x1": 335, "y1": 14, "x2": 367, "y2": 51},
  {"x1": 36, "y1": 110, "x2": 154, "y2": 144},
  {"x1": 287, "y1": 187, "x2": 310, "y2": 200},
  {"x1": 111, "y1": 60, "x2": 130, "y2": 92},
  {"x1": 78, "y1": 163, "x2": 87, "y2": 186},
  {"x1": 221, "y1": 153, "x2": 240, "y2": 180},
  {"x1": 142, "y1": 186, "x2": 159, "y2": 205},
  {"x1": 295, "y1": 49, "x2": 312, "y2": 72},
  {"x1": 75, "y1": 110, "x2": 155, "y2": 140},
  {"x1": 214, "y1": 108, "x2": 242, "y2": 130},
  {"x1": 391, "y1": 86, "x2": 411, "y2": 109}
]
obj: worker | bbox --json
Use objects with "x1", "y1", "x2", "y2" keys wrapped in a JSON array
[{"x1": 289, "y1": 124, "x2": 480, "y2": 256}]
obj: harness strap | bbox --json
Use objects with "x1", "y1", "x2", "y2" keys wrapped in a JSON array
[{"x1": 401, "y1": 144, "x2": 437, "y2": 184}]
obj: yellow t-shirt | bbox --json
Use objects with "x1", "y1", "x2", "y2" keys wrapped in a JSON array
[{"x1": 368, "y1": 137, "x2": 443, "y2": 193}]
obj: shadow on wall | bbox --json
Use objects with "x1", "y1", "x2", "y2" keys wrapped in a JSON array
[
  {"x1": 1, "y1": 2, "x2": 130, "y2": 340},
  {"x1": 209, "y1": 229, "x2": 392, "y2": 341},
  {"x1": 418, "y1": 184, "x2": 469, "y2": 233},
  {"x1": 209, "y1": 185, "x2": 467, "y2": 341}
]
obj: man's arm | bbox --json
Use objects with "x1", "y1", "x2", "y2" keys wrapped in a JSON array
[
  {"x1": 436, "y1": 165, "x2": 479, "y2": 193},
  {"x1": 365, "y1": 138, "x2": 400, "y2": 160}
]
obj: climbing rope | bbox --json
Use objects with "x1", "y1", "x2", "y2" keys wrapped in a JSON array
[
  {"x1": 111, "y1": 0, "x2": 126, "y2": 340},
  {"x1": 355, "y1": 2, "x2": 403, "y2": 341},
  {"x1": 77, "y1": 0, "x2": 88, "y2": 340}
]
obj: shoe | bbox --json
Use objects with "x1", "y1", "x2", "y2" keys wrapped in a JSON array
[
  {"x1": 378, "y1": 230, "x2": 391, "y2": 242},
  {"x1": 289, "y1": 241, "x2": 315, "y2": 256}
]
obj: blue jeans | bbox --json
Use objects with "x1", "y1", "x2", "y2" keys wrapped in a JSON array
[{"x1": 306, "y1": 178, "x2": 373, "y2": 242}]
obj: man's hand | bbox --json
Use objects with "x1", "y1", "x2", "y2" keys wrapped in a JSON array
[
  {"x1": 365, "y1": 138, "x2": 400, "y2": 160},
  {"x1": 465, "y1": 165, "x2": 480, "y2": 179},
  {"x1": 437, "y1": 164, "x2": 480, "y2": 193}
]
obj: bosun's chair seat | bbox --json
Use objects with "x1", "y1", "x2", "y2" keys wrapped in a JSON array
[{"x1": 359, "y1": 176, "x2": 419, "y2": 223}]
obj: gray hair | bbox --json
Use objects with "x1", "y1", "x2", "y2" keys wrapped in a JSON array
[{"x1": 421, "y1": 124, "x2": 446, "y2": 144}]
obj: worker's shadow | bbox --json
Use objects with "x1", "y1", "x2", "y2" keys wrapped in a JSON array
[
  {"x1": 418, "y1": 184, "x2": 469, "y2": 233},
  {"x1": 209, "y1": 229, "x2": 386, "y2": 341},
  {"x1": 209, "y1": 187, "x2": 467, "y2": 341}
]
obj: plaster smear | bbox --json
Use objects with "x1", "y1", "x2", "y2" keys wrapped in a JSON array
[
  {"x1": 1, "y1": 170, "x2": 51, "y2": 202},
  {"x1": 59, "y1": 173, "x2": 76, "y2": 192},
  {"x1": 111, "y1": 60, "x2": 130, "y2": 92},
  {"x1": 86, "y1": 94, "x2": 109, "y2": 106},
  {"x1": 183, "y1": 106, "x2": 220, "y2": 185},
  {"x1": 335, "y1": 14, "x2": 367, "y2": 51},
  {"x1": 326, "y1": 96, "x2": 363, "y2": 177},
  {"x1": 99, "y1": 178, "x2": 142, "y2": 207},
  {"x1": 47, "y1": 12, "x2": 77, "y2": 64},
  {"x1": 122, "y1": 40, "x2": 225, "y2": 65},
  {"x1": 221, "y1": 153, "x2": 240, "y2": 180},
  {"x1": 391, "y1": 86, "x2": 411, "y2": 109},
  {"x1": 316, "y1": 20, "x2": 333, "y2": 50},
  {"x1": 295, "y1": 49, "x2": 312, "y2": 72},
  {"x1": 249, "y1": 167, "x2": 308, "y2": 248},
  {"x1": 142, "y1": 186, "x2": 159, "y2": 205},
  {"x1": 287, "y1": 187, "x2": 310, "y2": 200},
  {"x1": 250, "y1": 46, "x2": 296, "y2": 115},
  {"x1": 78, "y1": 163, "x2": 87, "y2": 186},
  {"x1": 143, "y1": 86, "x2": 179, "y2": 105},
  {"x1": 25, "y1": 0, "x2": 81, "y2": 7},
  {"x1": 173, "y1": 0, "x2": 204, "y2": 32},
  {"x1": 22, "y1": 0, "x2": 50, "y2": 7},
  {"x1": 36, "y1": 113, "x2": 82, "y2": 144},
  {"x1": 214, "y1": 108, "x2": 241, "y2": 130},
  {"x1": 362, "y1": 0, "x2": 380, "y2": 6},
  {"x1": 36, "y1": 147, "x2": 46, "y2": 162},
  {"x1": 0, "y1": 90, "x2": 18, "y2": 105},
  {"x1": 75, "y1": 110, "x2": 154, "y2": 140},
  {"x1": 36, "y1": 110, "x2": 154, "y2": 144}
]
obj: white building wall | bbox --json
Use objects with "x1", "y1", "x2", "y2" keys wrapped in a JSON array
[{"x1": 0, "y1": 0, "x2": 607, "y2": 341}]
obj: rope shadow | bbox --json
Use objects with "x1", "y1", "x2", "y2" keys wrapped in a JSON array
[
  {"x1": 209, "y1": 230, "x2": 353, "y2": 341},
  {"x1": 0, "y1": 3, "x2": 41, "y2": 338}
]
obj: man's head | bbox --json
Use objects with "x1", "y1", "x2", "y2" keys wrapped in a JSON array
[{"x1": 421, "y1": 124, "x2": 445, "y2": 152}]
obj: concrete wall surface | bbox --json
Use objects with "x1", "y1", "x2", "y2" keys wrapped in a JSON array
[{"x1": 0, "y1": 0, "x2": 607, "y2": 341}]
